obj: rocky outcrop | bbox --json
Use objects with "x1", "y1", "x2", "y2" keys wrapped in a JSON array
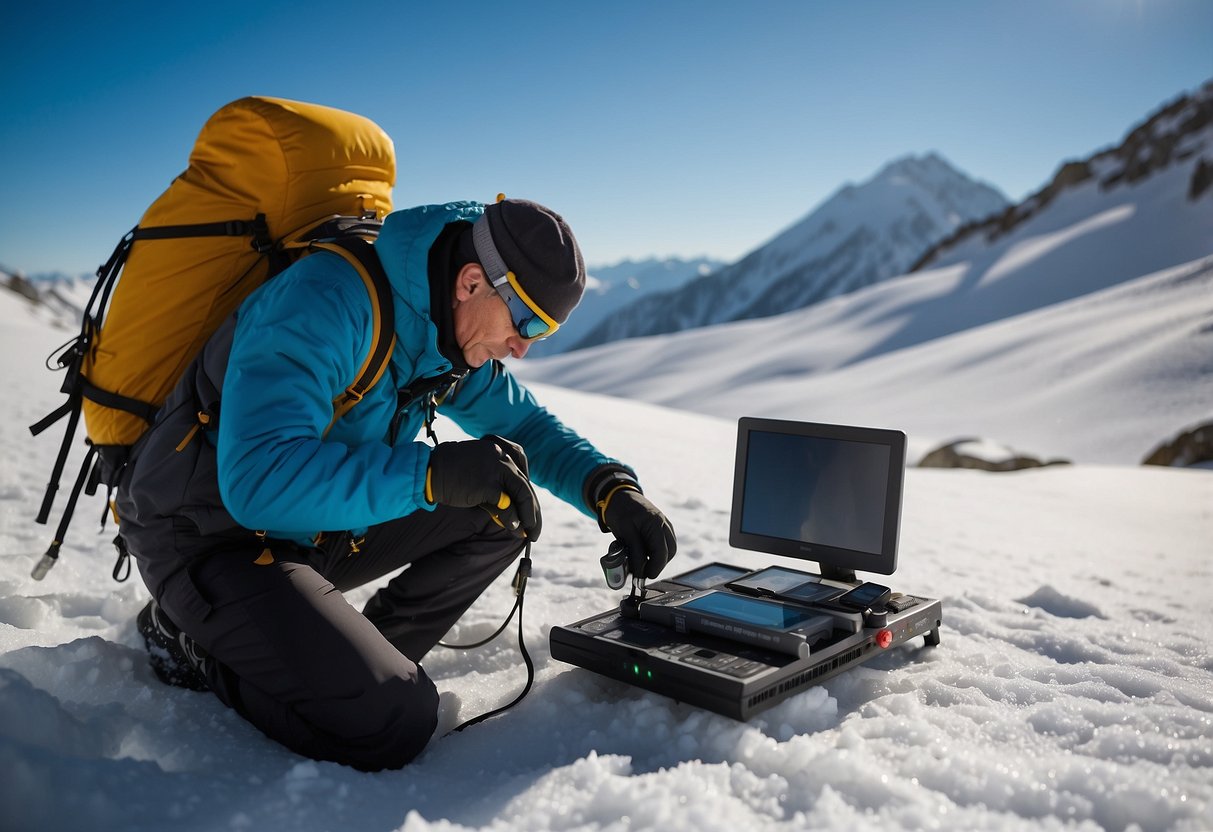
[
  {"x1": 912, "y1": 80, "x2": 1213, "y2": 273},
  {"x1": 1, "y1": 267, "x2": 91, "y2": 328},
  {"x1": 2, "y1": 270, "x2": 40, "y2": 303},
  {"x1": 1190, "y1": 158, "x2": 1213, "y2": 200},
  {"x1": 1142, "y1": 421, "x2": 1213, "y2": 467},
  {"x1": 918, "y1": 438, "x2": 1070, "y2": 471}
]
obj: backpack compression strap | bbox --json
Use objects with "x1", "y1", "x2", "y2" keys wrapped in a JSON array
[
  {"x1": 308, "y1": 238, "x2": 397, "y2": 437},
  {"x1": 27, "y1": 218, "x2": 277, "y2": 581},
  {"x1": 30, "y1": 217, "x2": 273, "y2": 514}
]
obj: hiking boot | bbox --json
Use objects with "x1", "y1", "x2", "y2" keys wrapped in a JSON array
[{"x1": 136, "y1": 600, "x2": 211, "y2": 692}]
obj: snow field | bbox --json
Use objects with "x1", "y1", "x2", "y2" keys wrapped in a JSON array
[{"x1": 1, "y1": 251, "x2": 1212, "y2": 830}]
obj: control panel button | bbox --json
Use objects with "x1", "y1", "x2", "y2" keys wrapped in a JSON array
[
  {"x1": 581, "y1": 618, "x2": 619, "y2": 634},
  {"x1": 658, "y1": 643, "x2": 697, "y2": 657},
  {"x1": 723, "y1": 660, "x2": 767, "y2": 678}
]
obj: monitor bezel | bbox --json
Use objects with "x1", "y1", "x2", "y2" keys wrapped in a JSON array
[{"x1": 729, "y1": 417, "x2": 906, "y2": 576}]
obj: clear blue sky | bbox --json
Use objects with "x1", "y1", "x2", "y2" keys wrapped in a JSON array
[{"x1": 2, "y1": 0, "x2": 1210, "y2": 276}]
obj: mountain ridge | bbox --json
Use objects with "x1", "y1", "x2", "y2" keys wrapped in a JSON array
[
  {"x1": 569, "y1": 151, "x2": 1008, "y2": 351},
  {"x1": 912, "y1": 79, "x2": 1213, "y2": 272}
]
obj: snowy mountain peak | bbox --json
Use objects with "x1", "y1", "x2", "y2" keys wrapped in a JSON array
[
  {"x1": 567, "y1": 152, "x2": 1008, "y2": 351},
  {"x1": 788, "y1": 151, "x2": 1007, "y2": 243},
  {"x1": 869, "y1": 152, "x2": 1007, "y2": 219},
  {"x1": 875, "y1": 150, "x2": 968, "y2": 185}
]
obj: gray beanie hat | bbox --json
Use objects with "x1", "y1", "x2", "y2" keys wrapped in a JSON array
[{"x1": 472, "y1": 198, "x2": 586, "y2": 324}]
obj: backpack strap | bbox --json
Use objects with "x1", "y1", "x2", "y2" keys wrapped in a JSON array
[
  {"x1": 132, "y1": 214, "x2": 273, "y2": 251},
  {"x1": 309, "y1": 238, "x2": 397, "y2": 436}
]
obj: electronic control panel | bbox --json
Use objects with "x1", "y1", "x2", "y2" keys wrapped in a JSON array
[{"x1": 550, "y1": 564, "x2": 942, "y2": 720}]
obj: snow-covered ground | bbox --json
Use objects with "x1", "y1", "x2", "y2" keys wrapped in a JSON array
[{"x1": 1, "y1": 272, "x2": 1211, "y2": 831}]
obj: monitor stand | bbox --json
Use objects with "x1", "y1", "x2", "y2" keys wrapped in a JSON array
[{"x1": 818, "y1": 564, "x2": 857, "y2": 583}]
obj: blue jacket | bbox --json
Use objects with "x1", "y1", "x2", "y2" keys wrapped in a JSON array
[{"x1": 214, "y1": 202, "x2": 615, "y2": 543}]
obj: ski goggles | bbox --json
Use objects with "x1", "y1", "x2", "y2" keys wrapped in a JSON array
[
  {"x1": 473, "y1": 212, "x2": 560, "y2": 341},
  {"x1": 489, "y1": 271, "x2": 560, "y2": 341}
]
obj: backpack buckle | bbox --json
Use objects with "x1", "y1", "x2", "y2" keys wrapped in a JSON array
[{"x1": 248, "y1": 214, "x2": 274, "y2": 253}]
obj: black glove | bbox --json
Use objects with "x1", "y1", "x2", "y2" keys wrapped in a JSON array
[
  {"x1": 602, "y1": 488, "x2": 677, "y2": 579},
  {"x1": 427, "y1": 435, "x2": 541, "y2": 540}
]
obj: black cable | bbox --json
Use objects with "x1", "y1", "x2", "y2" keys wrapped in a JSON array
[
  {"x1": 446, "y1": 591, "x2": 535, "y2": 735},
  {"x1": 437, "y1": 596, "x2": 519, "y2": 650},
  {"x1": 440, "y1": 543, "x2": 535, "y2": 735}
]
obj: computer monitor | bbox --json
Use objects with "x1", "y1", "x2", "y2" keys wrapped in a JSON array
[{"x1": 729, "y1": 418, "x2": 906, "y2": 576}]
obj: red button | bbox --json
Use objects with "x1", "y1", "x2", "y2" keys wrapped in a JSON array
[{"x1": 876, "y1": 629, "x2": 893, "y2": 649}]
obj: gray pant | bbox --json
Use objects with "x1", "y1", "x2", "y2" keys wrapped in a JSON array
[{"x1": 153, "y1": 505, "x2": 524, "y2": 770}]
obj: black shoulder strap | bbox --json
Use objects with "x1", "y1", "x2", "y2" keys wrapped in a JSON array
[{"x1": 309, "y1": 238, "x2": 397, "y2": 435}]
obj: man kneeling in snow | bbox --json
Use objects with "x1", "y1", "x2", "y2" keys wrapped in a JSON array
[{"x1": 116, "y1": 198, "x2": 677, "y2": 770}]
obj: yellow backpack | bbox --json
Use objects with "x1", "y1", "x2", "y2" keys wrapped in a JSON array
[{"x1": 30, "y1": 96, "x2": 398, "y2": 580}]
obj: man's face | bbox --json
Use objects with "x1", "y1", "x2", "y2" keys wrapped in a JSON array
[{"x1": 452, "y1": 264, "x2": 533, "y2": 367}]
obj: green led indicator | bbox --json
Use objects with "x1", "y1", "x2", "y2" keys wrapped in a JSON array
[
  {"x1": 646, "y1": 670, "x2": 653, "y2": 680},
  {"x1": 633, "y1": 664, "x2": 639, "y2": 675}
]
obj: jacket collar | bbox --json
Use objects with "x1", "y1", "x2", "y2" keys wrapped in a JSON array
[{"x1": 375, "y1": 202, "x2": 485, "y2": 381}]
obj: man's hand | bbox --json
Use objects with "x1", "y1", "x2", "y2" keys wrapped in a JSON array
[
  {"x1": 602, "y1": 489, "x2": 676, "y2": 579},
  {"x1": 427, "y1": 435, "x2": 541, "y2": 539}
]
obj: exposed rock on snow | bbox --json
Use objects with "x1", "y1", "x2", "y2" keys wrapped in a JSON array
[
  {"x1": 1142, "y1": 420, "x2": 1213, "y2": 468},
  {"x1": 918, "y1": 438, "x2": 1069, "y2": 471}
]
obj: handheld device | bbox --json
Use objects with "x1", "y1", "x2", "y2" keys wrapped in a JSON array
[
  {"x1": 726, "y1": 565, "x2": 846, "y2": 605},
  {"x1": 600, "y1": 540, "x2": 629, "y2": 590},
  {"x1": 601, "y1": 540, "x2": 648, "y2": 617},
  {"x1": 831, "y1": 581, "x2": 892, "y2": 611}
]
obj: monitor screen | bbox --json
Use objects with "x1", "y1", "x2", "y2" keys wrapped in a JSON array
[{"x1": 729, "y1": 418, "x2": 905, "y2": 575}]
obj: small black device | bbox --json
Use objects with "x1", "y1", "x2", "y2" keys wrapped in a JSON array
[
  {"x1": 726, "y1": 565, "x2": 845, "y2": 605},
  {"x1": 600, "y1": 539, "x2": 649, "y2": 617},
  {"x1": 551, "y1": 418, "x2": 940, "y2": 721},
  {"x1": 831, "y1": 581, "x2": 892, "y2": 611},
  {"x1": 599, "y1": 540, "x2": 629, "y2": 590}
]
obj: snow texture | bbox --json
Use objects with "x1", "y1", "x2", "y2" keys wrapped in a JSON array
[{"x1": 1, "y1": 261, "x2": 1211, "y2": 831}]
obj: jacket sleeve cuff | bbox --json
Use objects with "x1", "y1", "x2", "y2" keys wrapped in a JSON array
[{"x1": 583, "y1": 463, "x2": 641, "y2": 532}]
